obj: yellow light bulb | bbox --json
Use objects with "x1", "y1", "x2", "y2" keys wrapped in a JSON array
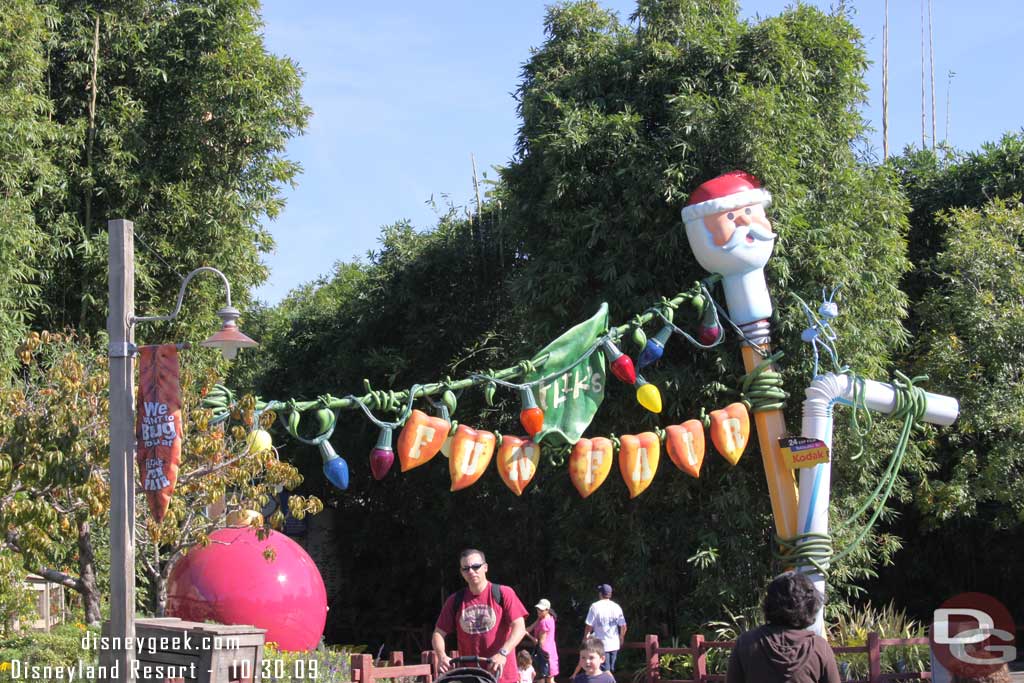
[
  {"x1": 245, "y1": 429, "x2": 274, "y2": 454},
  {"x1": 635, "y1": 381, "x2": 662, "y2": 414}
]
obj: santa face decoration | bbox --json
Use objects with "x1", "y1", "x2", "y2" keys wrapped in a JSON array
[
  {"x1": 682, "y1": 170, "x2": 777, "y2": 324},
  {"x1": 682, "y1": 171, "x2": 776, "y2": 277}
]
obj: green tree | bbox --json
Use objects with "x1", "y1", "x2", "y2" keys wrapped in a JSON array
[
  {"x1": 0, "y1": 332, "x2": 115, "y2": 624},
  {"x1": 29, "y1": 0, "x2": 309, "y2": 339},
  {"x1": 860, "y1": 137, "x2": 1024, "y2": 621},
  {"x1": 867, "y1": 197, "x2": 1024, "y2": 619},
  {"x1": 910, "y1": 198, "x2": 1024, "y2": 527},
  {"x1": 895, "y1": 133, "x2": 1024, "y2": 269},
  {"x1": 0, "y1": 1, "x2": 57, "y2": 375}
]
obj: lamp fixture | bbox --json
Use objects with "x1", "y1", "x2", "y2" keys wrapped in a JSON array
[
  {"x1": 201, "y1": 306, "x2": 258, "y2": 360},
  {"x1": 132, "y1": 266, "x2": 258, "y2": 360}
]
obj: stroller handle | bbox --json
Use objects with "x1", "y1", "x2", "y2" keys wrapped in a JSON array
[{"x1": 448, "y1": 656, "x2": 493, "y2": 667}]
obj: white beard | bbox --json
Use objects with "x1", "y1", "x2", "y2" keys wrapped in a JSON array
[{"x1": 684, "y1": 220, "x2": 775, "y2": 277}]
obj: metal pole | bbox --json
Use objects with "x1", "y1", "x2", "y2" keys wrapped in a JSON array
[{"x1": 108, "y1": 218, "x2": 136, "y2": 682}]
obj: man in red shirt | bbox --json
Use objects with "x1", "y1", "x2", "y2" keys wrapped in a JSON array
[{"x1": 432, "y1": 548, "x2": 528, "y2": 683}]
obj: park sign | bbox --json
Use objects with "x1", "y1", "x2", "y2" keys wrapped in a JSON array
[{"x1": 524, "y1": 304, "x2": 608, "y2": 447}]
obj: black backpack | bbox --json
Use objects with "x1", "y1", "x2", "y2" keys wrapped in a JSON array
[{"x1": 449, "y1": 583, "x2": 504, "y2": 625}]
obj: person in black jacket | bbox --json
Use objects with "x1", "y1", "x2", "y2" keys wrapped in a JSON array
[{"x1": 726, "y1": 571, "x2": 840, "y2": 683}]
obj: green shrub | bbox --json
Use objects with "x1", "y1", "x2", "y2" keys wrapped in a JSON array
[
  {"x1": 0, "y1": 554, "x2": 36, "y2": 637},
  {"x1": 261, "y1": 642, "x2": 358, "y2": 682},
  {"x1": 0, "y1": 623, "x2": 99, "y2": 681},
  {"x1": 829, "y1": 602, "x2": 929, "y2": 678},
  {"x1": 704, "y1": 606, "x2": 764, "y2": 675}
]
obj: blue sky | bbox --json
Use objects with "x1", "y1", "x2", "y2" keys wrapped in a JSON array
[{"x1": 254, "y1": 0, "x2": 1023, "y2": 305}]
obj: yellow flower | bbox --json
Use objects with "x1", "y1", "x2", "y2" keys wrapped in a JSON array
[{"x1": 0, "y1": 661, "x2": 12, "y2": 671}]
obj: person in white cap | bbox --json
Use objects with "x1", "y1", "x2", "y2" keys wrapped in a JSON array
[
  {"x1": 584, "y1": 584, "x2": 627, "y2": 672},
  {"x1": 681, "y1": 170, "x2": 777, "y2": 326},
  {"x1": 524, "y1": 598, "x2": 559, "y2": 683}
]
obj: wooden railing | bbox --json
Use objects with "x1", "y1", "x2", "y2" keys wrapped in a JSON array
[
  {"x1": 644, "y1": 632, "x2": 932, "y2": 683},
  {"x1": 351, "y1": 651, "x2": 434, "y2": 683},
  {"x1": 367, "y1": 632, "x2": 930, "y2": 683}
]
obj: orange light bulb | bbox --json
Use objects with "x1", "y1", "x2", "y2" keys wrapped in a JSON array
[{"x1": 519, "y1": 387, "x2": 545, "y2": 436}]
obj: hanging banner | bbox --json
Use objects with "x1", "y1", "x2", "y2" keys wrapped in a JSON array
[
  {"x1": 135, "y1": 344, "x2": 184, "y2": 523},
  {"x1": 524, "y1": 304, "x2": 608, "y2": 447}
]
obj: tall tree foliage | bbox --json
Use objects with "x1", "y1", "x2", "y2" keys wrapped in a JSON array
[
  {"x1": 901, "y1": 134, "x2": 1024, "y2": 532},
  {"x1": 868, "y1": 137, "x2": 1024, "y2": 619},
  {"x1": 910, "y1": 199, "x2": 1024, "y2": 528},
  {"x1": 255, "y1": 1, "x2": 921, "y2": 646},
  {"x1": 895, "y1": 133, "x2": 1024, "y2": 275},
  {"x1": 0, "y1": 1, "x2": 56, "y2": 375},
  {"x1": 0, "y1": 331, "x2": 117, "y2": 624},
  {"x1": 0, "y1": 0, "x2": 310, "y2": 622},
  {"x1": 30, "y1": 0, "x2": 308, "y2": 339}
]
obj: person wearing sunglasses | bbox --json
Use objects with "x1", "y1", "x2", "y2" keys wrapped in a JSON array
[{"x1": 432, "y1": 548, "x2": 528, "y2": 683}]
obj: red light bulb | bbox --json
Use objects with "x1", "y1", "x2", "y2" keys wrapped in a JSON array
[{"x1": 602, "y1": 340, "x2": 637, "y2": 384}]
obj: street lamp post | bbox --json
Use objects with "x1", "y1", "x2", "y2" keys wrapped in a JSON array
[
  {"x1": 107, "y1": 219, "x2": 136, "y2": 683},
  {"x1": 106, "y1": 218, "x2": 257, "y2": 682}
]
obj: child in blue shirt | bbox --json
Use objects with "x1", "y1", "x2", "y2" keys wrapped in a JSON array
[{"x1": 573, "y1": 638, "x2": 616, "y2": 683}]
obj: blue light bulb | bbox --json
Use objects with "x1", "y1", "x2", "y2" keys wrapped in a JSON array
[
  {"x1": 319, "y1": 440, "x2": 350, "y2": 490},
  {"x1": 637, "y1": 324, "x2": 673, "y2": 369}
]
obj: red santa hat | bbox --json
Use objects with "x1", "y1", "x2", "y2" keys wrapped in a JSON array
[{"x1": 681, "y1": 170, "x2": 772, "y2": 223}]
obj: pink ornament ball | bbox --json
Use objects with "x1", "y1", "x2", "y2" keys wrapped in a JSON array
[{"x1": 166, "y1": 527, "x2": 327, "y2": 651}]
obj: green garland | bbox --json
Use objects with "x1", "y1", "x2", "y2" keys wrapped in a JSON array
[{"x1": 205, "y1": 279, "x2": 724, "y2": 443}]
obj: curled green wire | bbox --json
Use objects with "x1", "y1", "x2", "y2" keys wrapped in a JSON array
[
  {"x1": 740, "y1": 352, "x2": 789, "y2": 413},
  {"x1": 774, "y1": 372, "x2": 929, "y2": 576}
]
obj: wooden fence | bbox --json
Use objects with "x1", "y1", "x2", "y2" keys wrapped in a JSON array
[
  {"x1": 644, "y1": 632, "x2": 932, "y2": 683},
  {"x1": 355, "y1": 632, "x2": 931, "y2": 683},
  {"x1": 351, "y1": 651, "x2": 434, "y2": 683}
]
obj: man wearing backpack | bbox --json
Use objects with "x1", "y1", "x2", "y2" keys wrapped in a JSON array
[{"x1": 432, "y1": 548, "x2": 528, "y2": 682}]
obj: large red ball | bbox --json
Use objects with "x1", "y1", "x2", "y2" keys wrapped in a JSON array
[{"x1": 166, "y1": 527, "x2": 327, "y2": 651}]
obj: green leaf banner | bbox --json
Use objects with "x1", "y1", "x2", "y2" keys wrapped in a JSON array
[{"x1": 526, "y1": 304, "x2": 608, "y2": 446}]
